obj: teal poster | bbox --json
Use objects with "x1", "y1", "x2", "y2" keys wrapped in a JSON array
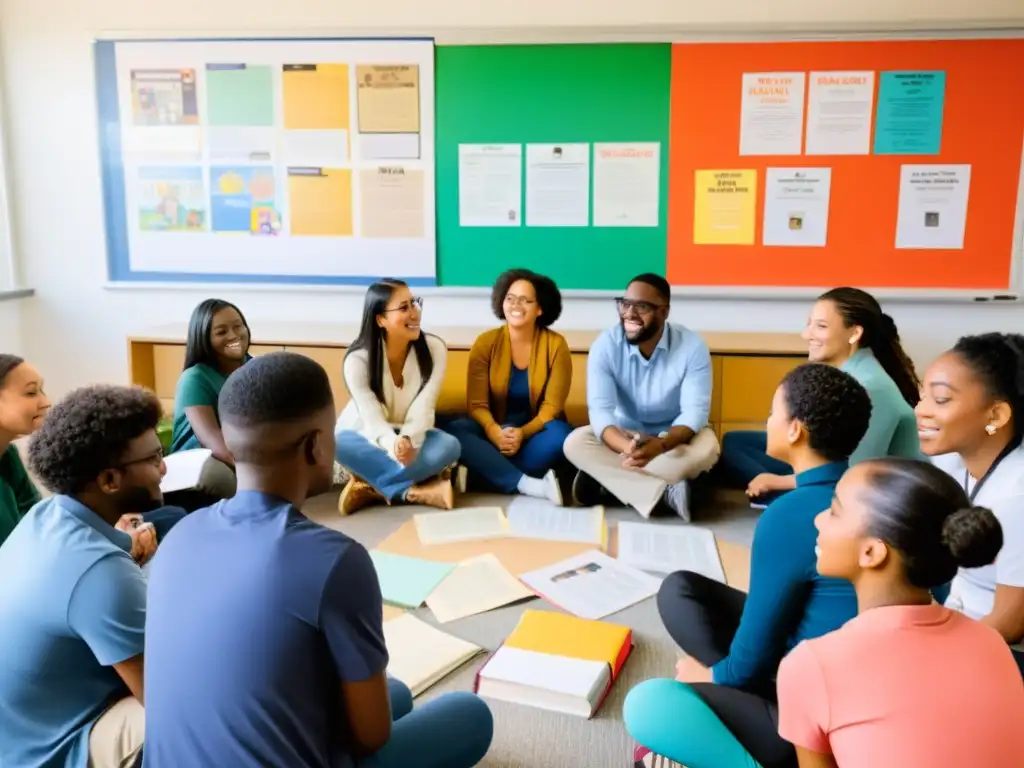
[{"x1": 874, "y1": 71, "x2": 946, "y2": 155}]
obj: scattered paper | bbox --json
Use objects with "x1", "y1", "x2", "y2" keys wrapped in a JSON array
[
  {"x1": 805, "y1": 71, "x2": 874, "y2": 156},
  {"x1": 426, "y1": 554, "x2": 534, "y2": 623},
  {"x1": 693, "y1": 169, "x2": 757, "y2": 245},
  {"x1": 369, "y1": 550, "x2": 456, "y2": 608},
  {"x1": 383, "y1": 614, "x2": 485, "y2": 696},
  {"x1": 895, "y1": 164, "x2": 971, "y2": 250},
  {"x1": 525, "y1": 143, "x2": 589, "y2": 227},
  {"x1": 414, "y1": 508, "x2": 509, "y2": 546},
  {"x1": 617, "y1": 522, "x2": 726, "y2": 582},
  {"x1": 458, "y1": 144, "x2": 522, "y2": 227},
  {"x1": 160, "y1": 448, "x2": 212, "y2": 493},
  {"x1": 762, "y1": 167, "x2": 832, "y2": 247},
  {"x1": 519, "y1": 550, "x2": 661, "y2": 620},
  {"x1": 739, "y1": 72, "x2": 806, "y2": 156},
  {"x1": 593, "y1": 142, "x2": 660, "y2": 227},
  {"x1": 506, "y1": 498, "x2": 605, "y2": 546},
  {"x1": 382, "y1": 604, "x2": 405, "y2": 622}
]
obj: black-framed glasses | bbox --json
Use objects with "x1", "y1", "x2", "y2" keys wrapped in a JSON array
[
  {"x1": 615, "y1": 298, "x2": 666, "y2": 316},
  {"x1": 116, "y1": 448, "x2": 165, "y2": 471},
  {"x1": 382, "y1": 296, "x2": 424, "y2": 314}
]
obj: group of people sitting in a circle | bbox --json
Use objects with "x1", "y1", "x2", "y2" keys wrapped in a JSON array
[{"x1": 0, "y1": 267, "x2": 1021, "y2": 768}]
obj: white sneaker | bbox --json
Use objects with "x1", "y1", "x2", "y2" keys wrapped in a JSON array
[
  {"x1": 455, "y1": 465, "x2": 468, "y2": 494},
  {"x1": 543, "y1": 469, "x2": 563, "y2": 506},
  {"x1": 664, "y1": 481, "x2": 691, "y2": 522}
]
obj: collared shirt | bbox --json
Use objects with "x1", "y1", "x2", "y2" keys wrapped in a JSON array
[
  {"x1": 586, "y1": 322, "x2": 712, "y2": 439},
  {"x1": 0, "y1": 495, "x2": 147, "y2": 768}
]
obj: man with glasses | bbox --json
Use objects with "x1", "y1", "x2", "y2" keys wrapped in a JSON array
[
  {"x1": 564, "y1": 273, "x2": 719, "y2": 521},
  {"x1": 0, "y1": 385, "x2": 185, "y2": 768}
]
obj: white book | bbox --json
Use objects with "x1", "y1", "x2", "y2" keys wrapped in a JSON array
[
  {"x1": 476, "y1": 646, "x2": 610, "y2": 718},
  {"x1": 426, "y1": 554, "x2": 534, "y2": 623},
  {"x1": 383, "y1": 614, "x2": 486, "y2": 697},
  {"x1": 506, "y1": 497, "x2": 605, "y2": 546},
  {"x1": 413, "y1": 507, "x2": 509, "y2": 545},
  {"x1": 160, "y1": 448, "x2": 212, "y2": 493},
  {"x1": 617, "y1": 522, "x2": 726, "y2": 582}
]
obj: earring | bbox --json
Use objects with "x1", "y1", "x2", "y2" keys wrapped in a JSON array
[
  {"x1": 849, "y1": 339, "x2": 856, "y2": 345},
  {"x1": 985, "y1": 424, "x2": 997, "y2": 436}
]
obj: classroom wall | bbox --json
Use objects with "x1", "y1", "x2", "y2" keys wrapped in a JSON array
[{"x1": 1, "y1": 0, "x2": 1023, "y2": 399}]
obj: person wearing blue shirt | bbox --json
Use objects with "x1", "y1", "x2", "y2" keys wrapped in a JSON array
[
  {"x1": 0, "y1": 384, "x2": 184, "y2": 768},
  {"x1": 624, "y1": 363, "x2": 872, "y2": 768},
  {"x1": 143, "y1": 351, "x2": 493, "y2": 768},
  {"x1": 563, "y1": 273, "x2": 719, "y2": 521}
]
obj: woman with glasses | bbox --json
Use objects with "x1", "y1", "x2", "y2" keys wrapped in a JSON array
[
  {"x1": 442, "y1": 269, "x2": 573, "y2": 504},
  {"x1": 335, "y1": 279, "x2": 460, "y2": 514}
]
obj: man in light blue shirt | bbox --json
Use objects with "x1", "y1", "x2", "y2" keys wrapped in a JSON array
[
  {"x1": 564, "y1": 273, "x2": 719, "y2": 520},
  {"x1": 0, "y1": 384, "x2": 181, "y2": 768}
]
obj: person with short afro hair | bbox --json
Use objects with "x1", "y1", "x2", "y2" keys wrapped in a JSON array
[
  {"x1": 442, "y1": 268, "x2": 573, "y2": 503},
  {"x1": 0, "y1": 383, "x2": 187, "y2": 768},
  {"x1": 143, "y1": 352, "x2": 494, "y2": 768},
  {"x1": 625, "y1": 363, "x2": 875, "y2": 768}
]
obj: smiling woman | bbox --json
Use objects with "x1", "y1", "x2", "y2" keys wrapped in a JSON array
[{"x1": 0, "y1": 354, "x2": 49, "y2": 546}]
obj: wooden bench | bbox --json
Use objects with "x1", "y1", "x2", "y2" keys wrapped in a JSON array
[{"x1": 127, "y1": 324, "x2": 807, "y2": 439}]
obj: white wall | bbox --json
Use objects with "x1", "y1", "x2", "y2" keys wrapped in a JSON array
[{"x1": 1, "y1": 0, "x2": 1024, "y2": 398}]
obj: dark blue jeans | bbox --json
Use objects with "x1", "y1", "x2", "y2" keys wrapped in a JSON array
[{"x1": 719, "y1": 431, "x2": 793, "y2": 489}]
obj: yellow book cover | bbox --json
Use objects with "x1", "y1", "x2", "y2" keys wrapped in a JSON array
[{"x1": 504, "y1": 609, "x2": 631, "y2": 669}]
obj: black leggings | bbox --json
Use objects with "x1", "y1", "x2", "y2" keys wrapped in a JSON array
[{"x1": 657, "y1": 570, "x2": 797, "y2": 768}]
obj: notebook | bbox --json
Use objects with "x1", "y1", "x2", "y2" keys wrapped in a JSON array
[
  {"x1": 383, "y1": 614, "x2": 486, "y2": 697},
  {"x1": 160, "y1": 448, "x2": 212, "y2": 493},
  {"x1": 369, "y1": 550, "x2": 456, "y2": 608},
  {"x1": 474, "y1": 609, "x2": 633, "y2": 718},
  {"x1": 413, "y1": 507, "x2": 509, "y2": 545}
]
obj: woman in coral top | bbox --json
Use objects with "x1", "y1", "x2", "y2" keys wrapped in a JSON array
[
  {"x1": 442, "y1": 269, "x2": 573, "y2": 505},
  {"x1": 777, "y1": 457, "x2": 1024, "y2": 768}
]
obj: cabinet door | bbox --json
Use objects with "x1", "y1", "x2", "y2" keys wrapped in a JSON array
[
  {"x1": 284, "y1": 346, "x2": 348, "y2": 413},
  {"x1": 720, "y1": 356, "x2": 804, "y2": 424}
]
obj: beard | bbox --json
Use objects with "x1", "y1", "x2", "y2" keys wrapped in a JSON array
[
  {"x1": 622, "y1": 318, "x2": 661, "y2": 345},
  {"x1": 116, "y1": 485, "x2": 164, "y2": 516}
]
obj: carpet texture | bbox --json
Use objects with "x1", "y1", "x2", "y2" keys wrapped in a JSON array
[{"x1": 302, "y1": 490, "x2": 758, "y2": 768}]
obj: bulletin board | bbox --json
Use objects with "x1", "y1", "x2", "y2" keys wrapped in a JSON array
[
  {"x1": 435, "y1": 44, "x2": 671, "y2": 289},
  {"x1": 95, "y1": 37, "x2": 437, "y2": 285},
  {"x1": 666, "y1": 38, "x2": 1024, "y2": 291}
]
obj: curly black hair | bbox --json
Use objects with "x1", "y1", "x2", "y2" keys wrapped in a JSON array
[
  {"x1": 781, "y1": 363, "x2": 872, "y2": 462},
  {"x1": 952, "y1": 332, "x2": 1024, "y2": 437},
  {"x1": 220, "y1": 351, "x2": 333, "y2": 426},
  {"x1": 28, "y1": 384, "x2": 163, "y2": 495},
  {"x1": 490, "y1": 269, "x2": 562, "y2": 329}
]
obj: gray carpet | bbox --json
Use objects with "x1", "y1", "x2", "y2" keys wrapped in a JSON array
[{"x1": 302, "y1": 490, "x2": 758, "y2": 768}]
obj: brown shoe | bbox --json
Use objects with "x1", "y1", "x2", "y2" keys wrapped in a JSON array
[
  {"x1": 404, "y1": 475, "x2": 454, "y2": 510},
  {"x1": 338, "y1": 476, "x2": 386, "y2": 516}
]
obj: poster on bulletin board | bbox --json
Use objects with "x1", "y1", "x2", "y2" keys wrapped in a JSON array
[{"x1": 96, "y1": 38, "x2": 437, "y2": 285}]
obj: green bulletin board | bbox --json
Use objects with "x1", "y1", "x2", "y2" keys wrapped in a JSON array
[{"x1": 435, "y1": 44, "x2": 671, "y2": 288}]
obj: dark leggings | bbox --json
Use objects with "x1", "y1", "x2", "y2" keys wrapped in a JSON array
[
  {"x1": 718, "y1": 430, "x2": 793, "y2": 489},
  {"x1": 655, "y1": 570, "x2": 797, "y2": 768}
]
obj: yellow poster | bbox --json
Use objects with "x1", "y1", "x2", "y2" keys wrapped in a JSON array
[
  {"x1": 356, "y1": 65, "x2": 420, "y2": 133},
  {"x1": 288, "y1": 168, "x2": 353, "y2": 236},
  {"x1": 282, "y1": 64, "x2": 350, "y2": 130},
  {"x1": 693, "y1": 170, "x2": 757, "y2": 245}
]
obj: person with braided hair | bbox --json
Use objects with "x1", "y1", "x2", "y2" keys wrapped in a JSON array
[
  {"x1": 721, "y1": 287, "x2": 922, "y2": 505},
  {"x1": 917, "y1": 332, "x2": 1024, "y2": 662}
]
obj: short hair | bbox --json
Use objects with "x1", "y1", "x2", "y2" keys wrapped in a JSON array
[
  {"x1": 183, "y1": 298, "x2": 250, "y2": 370},
  {"x1": 951, "y1": 332, "x2": 1024, "y2": 437},
  {"x1": 220, "y1": 352, "x2": 333, "y2": 428},
  {"x1": 628, "y1": 273, "x2": 670, "y2": 304},
  {"x1": 28, "y1": 385, "x2": 163, "y2": 495},
  {"x1": 861, "y1": 458, "x2": 1003, "y2": 589},
  {"x1": 0, "y1": 354, "x2": 25, "y2": 387},
  {"x1": 490, "y1": 268, "x2": 563, "y2": 329},
  {"x1": 780, "y1": 363, "x2": 872, "y2": 462}
]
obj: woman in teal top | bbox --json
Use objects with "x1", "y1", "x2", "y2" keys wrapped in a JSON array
[
  {"x1": 721, "y1": 287, "x2": 922, "y2": 504},
  {"x1": 0, "y1": 355, "x2": 49, "y2": 547},
  {"x1": 168, "y1": 299, "x2": 251, "y2": 504}
]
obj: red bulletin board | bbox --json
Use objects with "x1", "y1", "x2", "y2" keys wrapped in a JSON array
[{"x1": 666, "y1": 39, "x2": 1024, "y2": 291}]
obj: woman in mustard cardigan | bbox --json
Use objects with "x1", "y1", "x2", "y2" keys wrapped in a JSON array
[{"x1": 442, "y1": 269, "x2": 573, "y2": 505}]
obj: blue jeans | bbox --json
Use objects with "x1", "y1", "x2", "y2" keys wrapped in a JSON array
[
  {"x1": 719, "y1": 431, "x2": 792, "y2": 489},
  {"x1": 441, "y1": 417, "x2": 574, "y2": 493},
  {"x1": 359, "y1": 678, "x2": 493, "y2": 767},
  {"x1": 335, "y1": 429, "x2": 461, "y2": 502}
]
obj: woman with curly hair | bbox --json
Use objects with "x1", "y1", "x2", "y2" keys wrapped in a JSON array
[
  {"x1": 624, "y1": 363, "x2": 872, "y2": 768},
  {"x1": 442, "y1": 268, "x2": 573, "y2": 504}
]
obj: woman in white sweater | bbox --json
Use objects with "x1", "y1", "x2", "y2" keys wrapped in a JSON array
[{"x1": 335, "y1": 279, "x2": 460, "y2": 514}]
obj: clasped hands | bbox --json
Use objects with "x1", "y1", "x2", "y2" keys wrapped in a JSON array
[
  {"x1": 395, "y1": 436, "x2": 419, "y2": 467},
  {"x1": 114, "y1": 514, "x2": 158, "y2": 566},
  {"x1": 621, "y1": 432, "x2": 665, "y2": 470},
  {"x1": 496, "y1": 427, "x2": 523, "y2": 456}
]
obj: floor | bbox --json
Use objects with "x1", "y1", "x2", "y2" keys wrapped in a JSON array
[{"x1": 302, "y1": 487, "x2": 758, "y2": 768}]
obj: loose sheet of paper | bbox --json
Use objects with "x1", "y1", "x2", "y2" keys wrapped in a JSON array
[
  {"x1": 525, "y1": 143, "x2": 589, "y2": 227},
  {"x1": 519, "y1": 550, "x2": 661, "y2": 620},
  {"x1": 458, "y1": 143, "x2": 522, "y2": 226},
  {"x1": 617, "y1": 522, "x2": 726, "y2": 582},
  {"x1": 762, "y1": 167, "x2": 832, "y2": 247},
  {"x1": 693, "y1": 170, "x2": 758, "y2": 245},
  {"x1": 592, "y1": 142, "x2": 660, "y2": 227},
  {"x1": 805, "y1": 72, "x2": 875, "y2": 156},
  {"x1": 369, "y1": 551, "x2": 456, "y2": 608},
  {"x1": 739, "y1": 72, "x2": 806, "y2": 156},
  {"x1": 160, "y1": 448, "x2": 212, "y2": 493},
  {"x1": 413, "y1": 507, "x2": 509, "y2": 546},
  {"x1": 506, "y1": 498, "x2": 604, "y2": 546},
  {"x1": 895, "y1": 164, "x2": 971, "y2": 249},
  {"x1": 426, "y1": 554, "x2": 535, "y2": 623},
  {"x1": 359, "y1": 167, "x2": 424, "y2": 238}
]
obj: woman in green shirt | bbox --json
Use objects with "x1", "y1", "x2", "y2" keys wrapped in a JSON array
[
  {"x1": 0, "y1": 355, "x2": 50, "y2": 547},
  {"x1": 167, "y1": 299, "x2": 250, "y2": 505}
]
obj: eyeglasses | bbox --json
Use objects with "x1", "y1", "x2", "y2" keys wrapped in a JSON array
[
  {"x1": 504, "y1": 294, "x2": 537, "y2": 307},
  {"x1": 382, "y1": 296, "x2": 424, "y2": 314},
  {"x1": 117, "y1": 448, "x2": 165, "y2": 471},
  {"x1": 615, "y1": 298, "x2": 666, "y2": 316}
]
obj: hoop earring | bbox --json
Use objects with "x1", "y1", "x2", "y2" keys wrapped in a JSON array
[{"x1": 985, "y1": 424, "x2": 997, "y2": 436}]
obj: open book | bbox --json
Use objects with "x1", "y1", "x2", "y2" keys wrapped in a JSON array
[
  {"x1": 383, "y1": 614, "x2": 486, "y2": 697},
  {"x1": 475, "y1": 609, "x2": 632, "y2": 718}
]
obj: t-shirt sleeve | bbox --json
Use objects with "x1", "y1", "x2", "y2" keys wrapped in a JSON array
[
  {"x1": 993, "y1": 493, "x2": 1024, "y2": 588},
  {"x1": 67, "y1": 554, "x2": 147, "y2": 666},
  {"x1": 175, "y1": 366, "x2": 218, "y2": 409},
  {"x1": 777, "y1": 641, "x2": 832, "y2": 754},
  {"x1": 320, "y1": 543, "x2": 389, "y2": 682}
]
